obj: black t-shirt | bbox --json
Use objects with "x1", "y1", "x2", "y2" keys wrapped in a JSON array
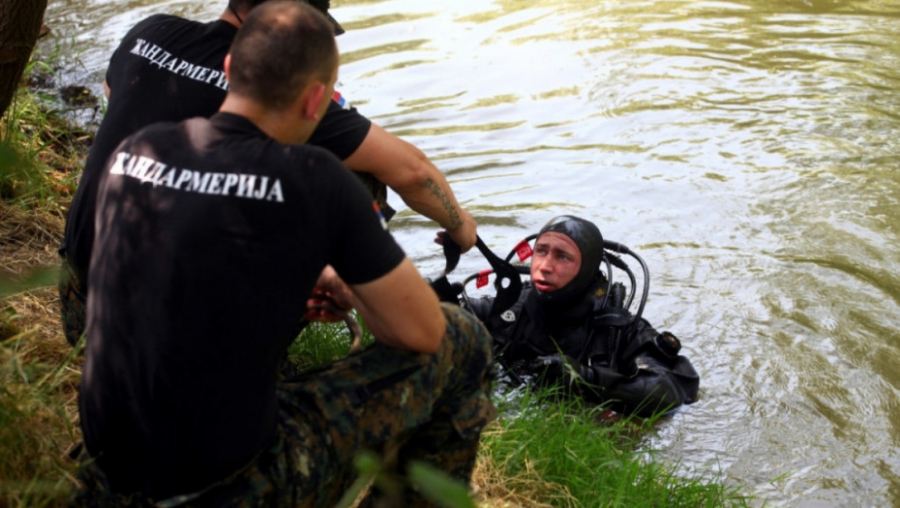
[
  {"x1": 62, "y1": 14, "x2": 372, "y2": 283},
  {"x1": 79, "y1": 112, "x2": 403, "y2": 498}
]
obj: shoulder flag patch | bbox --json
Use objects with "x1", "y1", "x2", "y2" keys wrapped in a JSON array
[
  {"x1": 333, "y1": 90, "x2": 350, "y2": 109},
  {"x1": 373, "y1": 201, "x2": 388, "y2": 229}
]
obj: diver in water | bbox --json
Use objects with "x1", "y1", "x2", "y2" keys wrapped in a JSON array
[{"x1": 462, "y1": 215, "x2": 700, "y2": 417}]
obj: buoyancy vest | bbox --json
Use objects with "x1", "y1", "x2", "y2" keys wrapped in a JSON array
[
  {"x1": 487, "y1": 287, "x2": 595, "y2": 365},
  {"x1": 487, "y1": 284, "x2": 667, "y2": 368}
]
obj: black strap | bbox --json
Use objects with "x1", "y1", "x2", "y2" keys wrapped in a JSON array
[
  {"x1": 474, "y1": 236, "x2": 523, "y2": 319},
  {"x1": 429, "y1": 237, "x2": 463, "y2": 303}
]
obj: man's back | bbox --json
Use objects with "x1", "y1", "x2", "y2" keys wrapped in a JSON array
[
  {"x1": 63, "y1": 14, "x2": 236, "y2": 282},
  {"x1": 80, "y1": 112, "x2": 404, "y2": 498},
  {"x1": 62, "y1": 13, "x2": 372, "y2": 284}
]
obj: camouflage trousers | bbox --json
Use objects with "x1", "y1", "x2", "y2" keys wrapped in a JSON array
[
  {"x1": 70, "y1": 304, "x2": 496, "y2": 508},
  {"x1": 58, "y1": 256, "x2": 86, "y2": 347}
]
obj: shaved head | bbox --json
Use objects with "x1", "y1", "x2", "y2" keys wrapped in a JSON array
[{"x1": 227, "y1": 1, "x2": 338, "y2": 109}]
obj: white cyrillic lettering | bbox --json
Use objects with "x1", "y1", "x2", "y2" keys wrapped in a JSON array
[
  {"x1": 129, "y1": 40, "x2": 230, "y2": 92},
  {"x1": 148, "y1": 162, "x2": 167, "y2": 185},
  {"x1": 254, "y1": 177, "x2": 270, "y2": 200},
  {"x1": 179, "y1": 62, "x2": 197, "y2": 78},
  {"x1": 151, "y1": 51, "x2": 172, "y2": 68},
  {"x1": 122, "y1": 154, "x2": 139, "y2": 176},
  {"x1": 265, "y1": 179, "x2": 284, "y2": 203},
  {"x1": 222, "y1": 174, "x2": 239, "y2": 195},
  {"x1": 108, "y1": 152, "x2": 130, "y2": 175},
  {"x1": 114, "y1": 159, "x2": 284, "y2": 201},
  {"x1": 189, "y1": 172, "x2": 212, "y2": 193},
  {"x1": 174, "y1": 169, "x2": 193, "y2": 190},
  {"x1": 215, "y1": 72, "x2": 229, "y2": 91},
  {"x1": 144, "y1": 44, "x2": 162, "y2": 61},
  {"x1": 131, "y1": 39, "x2": 147, "y2": 56},
  {"x1": 157, "y1": 168, "x2": 177, "y2": 188},
  {"x1": 207, "y1": 173, "x2": 225, "y2": 195},
  {"x1": 131, "y1": 156, "x2": 156, "y2": 180},
  {"x1": 237, "y1": 174, "x2": 256, "y2": 197}
]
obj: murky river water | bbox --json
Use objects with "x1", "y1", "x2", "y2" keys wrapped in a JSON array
[{"x1": 40, "y1": 0, "x2": 900, "y2": 505}]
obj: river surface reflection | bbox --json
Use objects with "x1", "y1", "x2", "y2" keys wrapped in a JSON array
[{"x1": 41, "y1": 0, "x2": 900, "y2": 506}]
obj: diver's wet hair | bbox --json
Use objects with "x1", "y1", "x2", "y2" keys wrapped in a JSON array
[{"x1": 228, "y1": 1, "x2": 337, "y2": 109}]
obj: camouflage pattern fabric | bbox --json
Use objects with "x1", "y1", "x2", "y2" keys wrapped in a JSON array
[
  {"x1": 58, "y1": 257, "x2": 86, "y2": 347},
  {"x1": 70, "y1": 304, "x2": 495, "y2": 508}
]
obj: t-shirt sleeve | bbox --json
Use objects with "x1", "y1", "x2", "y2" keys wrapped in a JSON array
[
  {"x1": 307, "y1": 100, "x2": 372, "y2": 161},
  {"x1": 313, "y1": 152, "x2": 405, "y2": 285}
]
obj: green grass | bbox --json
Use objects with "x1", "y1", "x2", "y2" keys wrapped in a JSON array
[
  {"x1": 481, "y1": 390, "x2": 751, "y2": 508},
  {"x1": 1, "y1": 53, "x2": 92, "y2": 210},
  {"x1": 0, "y1": 50, "x2": 97, "y2": 507},
  {"x1": 0, "y1": 327, "x2": 81, "y2": 507},
  {"x1": 287, "y1": 317, "x2": 372, "y2": 370}
]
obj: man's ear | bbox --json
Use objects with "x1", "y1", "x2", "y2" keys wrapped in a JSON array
[
  {"x1": 302, "y1": 82, "x2": 327, "y2": 120},
  {"x1": 224, "y1": 54, "x2": 232, "y2": 81}
]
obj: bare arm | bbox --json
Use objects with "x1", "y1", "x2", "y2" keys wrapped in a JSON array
[
  {"x1": 103, "y1": 79, "x2": 110, "y2": 99},
  {"x1": 343, "y1": 124, "x2": 477, "y2": 252},
  {"x1": 314, "y1": 257, "x2": 446, "y2": 354}
]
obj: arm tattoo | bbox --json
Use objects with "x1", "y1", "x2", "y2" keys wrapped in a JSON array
[{"x1": 422, "y1": 178, "x2": 462, "y2": 229}]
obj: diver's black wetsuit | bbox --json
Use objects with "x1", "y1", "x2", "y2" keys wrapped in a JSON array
[{"x1": 465, "y1": 284, "x2": 700, "y2": 417}]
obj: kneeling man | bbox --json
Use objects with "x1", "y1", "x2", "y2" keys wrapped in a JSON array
[{"x1": 73, "y1": 3, "x2": 494, "y2": 506}]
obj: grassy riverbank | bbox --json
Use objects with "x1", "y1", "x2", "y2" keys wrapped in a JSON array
[{"x1": 0, "y1": 60, "x2": 752, "y2": 507}]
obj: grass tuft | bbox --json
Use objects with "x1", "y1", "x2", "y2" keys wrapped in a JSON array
[
  {"x1": 477, "y1": 389, "x2": 752, "y2": 508},
  {"x1": 0, "y1": 312, "x2": 81, "y2": 507},
  {"x1": 1, "y1": 52, "x2": 94, "y2": 211}
]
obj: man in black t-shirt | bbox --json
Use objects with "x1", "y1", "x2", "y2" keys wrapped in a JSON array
[
  {"x1": 58, "y1": 0, "x2": 478, "y2": 347},
  {"x1": 71, "y1": 3, "x2": 494, "y2": 505}
]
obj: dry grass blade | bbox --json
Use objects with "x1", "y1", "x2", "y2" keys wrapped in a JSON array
[{"x1": 0, "y1": 203, "x2": 64, "y2": 277}]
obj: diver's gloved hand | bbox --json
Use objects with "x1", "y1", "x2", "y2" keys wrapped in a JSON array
[{"x1": 529, "y1": 355, "x2": 594, "y2": 386}]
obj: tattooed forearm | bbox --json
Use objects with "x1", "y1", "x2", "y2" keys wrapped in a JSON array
[{"x1": 422, "y1": 178, "x2": 462, "y2": 229}]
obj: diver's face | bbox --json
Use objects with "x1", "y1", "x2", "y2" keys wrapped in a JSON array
[{"x1": 530, "y1": 232, "x2": 582, "y2": 293}]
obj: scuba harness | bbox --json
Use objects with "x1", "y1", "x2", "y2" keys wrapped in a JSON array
[{"x1": 429, "y1": 235, "x2": 523, "y2": 321}]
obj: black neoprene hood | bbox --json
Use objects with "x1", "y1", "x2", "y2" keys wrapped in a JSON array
[{"x1": 533, "y1": 215, "x2": 604, "y2": 306}]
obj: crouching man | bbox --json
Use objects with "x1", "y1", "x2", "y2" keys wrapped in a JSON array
[{"x1": 71, "y1": 3, "x2": 494, "y2": 506}]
